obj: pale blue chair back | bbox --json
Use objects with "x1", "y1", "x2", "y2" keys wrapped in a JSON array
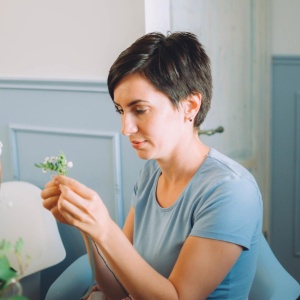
[
  {"x1": 249, "y1": 234, "x2": 300, "y2": 300},
  {"x1": 45, "y1": 254, "x2": 91, "y2": 300}
]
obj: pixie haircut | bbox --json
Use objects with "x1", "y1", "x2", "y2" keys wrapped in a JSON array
[{"x1": 107, "y1": 31, "x2": 212, "y2": 127}]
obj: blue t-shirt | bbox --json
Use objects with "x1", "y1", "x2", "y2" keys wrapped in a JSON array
[{"x1": 132, "y1": 148, "x2": 263, "y2": 299}]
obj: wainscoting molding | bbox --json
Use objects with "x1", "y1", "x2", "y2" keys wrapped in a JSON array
[
  {"x1": 273, "y1": 56, "x2": 300, "y2": 66},
  {"x1": 9, "y1": 123, "x2": 124, "y2": 226},
  {"x1": 0, "y1": 77, "x2": 108, "y2": 92}
]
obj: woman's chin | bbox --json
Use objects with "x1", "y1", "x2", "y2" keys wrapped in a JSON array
[{"x1": 135, "y1": 150, "x2": 153, "y2": 160}]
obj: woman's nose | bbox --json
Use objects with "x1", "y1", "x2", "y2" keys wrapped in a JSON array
[{"x1": 121, "y1": 114, "x2": 138, "y2": 136}]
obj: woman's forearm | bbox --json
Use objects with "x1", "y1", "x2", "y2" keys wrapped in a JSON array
[
  {"x1": 93, "y1": 220, "x2": 179, "y2": 300},
  {"x1": 81, "y1": 232, "x2": 128, "y2": 300}
]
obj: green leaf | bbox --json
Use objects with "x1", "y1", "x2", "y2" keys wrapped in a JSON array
[
  {"x1": 0, "y1": 240, "x2": 13, "y2": 253},
  {"x1": 0, "y1": 256, "x2": 11, "y2": 270},
  {"x1": 0, "y1": 256, "x2": 17, "y2": 282},
  {"x1": 0, "y1": 239, "x2": 5, "y2": 249},
  {"x1": 15, "y1": 239, "x2": 23, "y2": 255}
]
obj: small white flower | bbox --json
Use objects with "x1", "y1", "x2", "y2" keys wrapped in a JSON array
[
  {"x1": 67, "y1": 161, "x2": 73, "y2": 168},
  {"x1": 43, "y1": 157, "x2": 49, "y2": 164},
  {"x1": 49, "y1": 156, "x2": 56, "y2": 163}
]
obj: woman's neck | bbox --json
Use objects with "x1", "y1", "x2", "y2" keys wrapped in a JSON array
[{"x1": 156, "y1": 135, "x2": 210, "y2": 185}]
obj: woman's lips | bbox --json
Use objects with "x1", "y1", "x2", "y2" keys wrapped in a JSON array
[{"x1": 131, "y1": 140, "x2": 146, "y2": 149}]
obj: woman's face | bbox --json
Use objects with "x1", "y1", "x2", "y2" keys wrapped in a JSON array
[{"x1": 114, "y1": 74, "x2": 187, "y2": 161}]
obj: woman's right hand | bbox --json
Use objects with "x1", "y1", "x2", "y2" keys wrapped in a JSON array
[{"x1": 41, "y1": 179, "x2": 69, "y2": 224}]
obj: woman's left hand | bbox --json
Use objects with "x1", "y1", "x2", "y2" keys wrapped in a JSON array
[{"x1": 54, "y1": 175, "x2": 112, "y2": 239}]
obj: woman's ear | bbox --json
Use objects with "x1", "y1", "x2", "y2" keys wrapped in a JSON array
[{"x1": 183, "y1": 92, "x2": 202, "y2": 120}]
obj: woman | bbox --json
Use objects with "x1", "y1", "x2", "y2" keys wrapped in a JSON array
[{"x1": 42, "y1": 32, "x2": 262, "y2": 299}]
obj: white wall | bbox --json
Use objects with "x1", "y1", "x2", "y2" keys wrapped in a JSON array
[
  {"x1": 0, "y1": 0, "x2": 145, "y2": 80},
  {"x1": 271, "y1": 0, "x2": 300, "y2": 55},
  {"x1": 4, "y1": 0, "x2": 296, "y2": 77},
  {"x1": 144, "y1": 0, "x2": 170, "y2": 34},
  {"x1": 171, "y1": 0, "x2": 271, "y2": 232}
]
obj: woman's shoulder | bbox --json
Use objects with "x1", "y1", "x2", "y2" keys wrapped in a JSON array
[
  {"x1": 203, "y1": 148, "x2": 257, "y2": 182},
  {"x1": 192, "y1": 148, "x2": 262, "y2": 204}
]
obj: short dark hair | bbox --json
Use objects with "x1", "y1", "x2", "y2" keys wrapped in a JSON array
[{"x1": 107, "y1": 31, "x2": 212, "y2": 127}]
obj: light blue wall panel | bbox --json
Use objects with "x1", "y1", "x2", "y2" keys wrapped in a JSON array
[
  {"x1": 271, "y1": 56, "x2": 300, "y2": 282},
  {"x1": 9, "y1": 125, "x2": 123, "y2": 225},
  {"x1": 0, "y1": 78, "x2": 145, "y2": 297},
  {"x1": 0, "y1": 78, "x2": 145, "y2": 220},
  {"x1": 295, "y1": 93, "x2": 300, "y2": 256}
]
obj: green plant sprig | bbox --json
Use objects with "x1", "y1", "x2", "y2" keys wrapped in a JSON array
[{"x1": 34, "y1": 153, "x2": 73, "y2": 176}]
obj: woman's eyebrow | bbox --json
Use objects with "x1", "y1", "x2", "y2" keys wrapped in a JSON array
[{"x1": 113, "y1": 99, "x2": 148, "y2": 108}]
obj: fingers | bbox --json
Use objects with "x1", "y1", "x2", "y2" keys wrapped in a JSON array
[
  {"x1": 49, "y1": 176, "x2": 108, "y2": 234},
  {"x1": 59, "y1": 184, "x2": 91, "y2": 214},
  {"x1": 57, "y1": 185, "x2": 91, "y2": 229},
  {"x1": 43, "y1": 195, "x2": 59, "y2": 211},
  {"x1": 41, "y1": 182, "x2": 69, "y2": 225},
  {"x1": 54, "y1": 175, "x2": 95, "y2": 200},
  {"x1": 50, "y1": 205, "x2": 68, "y2": 224},
  {"x1": 41, "y1": 180, "x2": 61, "y2": 211},
  {"x1": 41, "y1": 185, "x2": 60, "y2": 200},
  {"x1": 45, "y1": 179, "x2": 57, "y2": 188}
]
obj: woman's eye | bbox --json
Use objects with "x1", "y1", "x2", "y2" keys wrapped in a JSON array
[
  {"x1": 136, "y1": 109, "x2": 146, "y2": 115},
  {"x1": 134, "y1": 106, "x2": 148, "y2": 115}
]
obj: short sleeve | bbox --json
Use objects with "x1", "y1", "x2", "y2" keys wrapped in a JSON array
[{"x1": 190, "y1": 177, "x2": 262, "y2": 249}]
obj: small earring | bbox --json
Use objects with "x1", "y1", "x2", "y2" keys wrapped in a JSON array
[{"x1": 189, "y1": 118, "x2": 193, "y2": 122}]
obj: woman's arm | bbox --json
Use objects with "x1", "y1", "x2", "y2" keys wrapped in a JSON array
[
  {"x1": 81, "y1": 208, "x2": 135, "y2": 299},
  {"x1": 41, "y1": 179, "x2": 133, "y2": 299},
  {"x1": 54, "y1": 175, "x2": 242, "y2": 300},
  {"x1": 92, "y1": 216, "x2": 242, "y2": 300}
]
